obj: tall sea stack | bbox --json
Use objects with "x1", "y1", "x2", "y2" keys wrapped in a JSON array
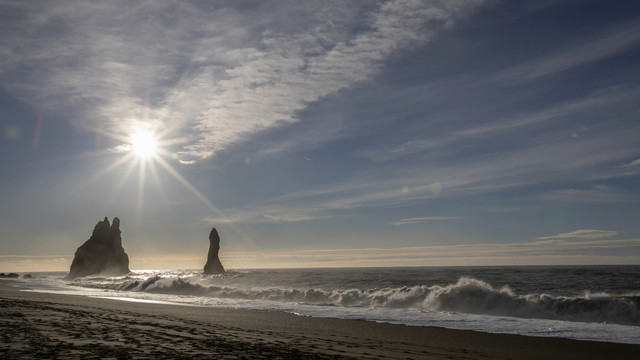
[
  {"x1": 68, "y1": 217, "x2": 130, "y2": 278},
  {"x1": 203, "y1": 227, "x2": 225, "y2": 275}
]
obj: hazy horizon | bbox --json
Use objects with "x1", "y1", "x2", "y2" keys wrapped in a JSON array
[{"x1": 2, "y1": 0, "x2": 640, "y2": 272}]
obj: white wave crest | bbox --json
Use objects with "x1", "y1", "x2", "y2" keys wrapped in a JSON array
[{"x1": 70, "y1": 275, "x2": 639, "y2": 326}]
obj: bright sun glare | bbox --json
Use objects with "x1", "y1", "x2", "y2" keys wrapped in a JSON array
[
  {"x1": 130, "y1": 131, "x2": 157, "y2": 158},
  {"x1": 96, "y1": 122, "x2": 223, "y2": 228}
]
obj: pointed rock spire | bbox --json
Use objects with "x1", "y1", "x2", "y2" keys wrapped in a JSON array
[{"x1": 203, "y1": 227, "x2": 225, "y2": 275}]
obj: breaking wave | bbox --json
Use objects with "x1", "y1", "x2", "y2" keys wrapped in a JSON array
[{"x1": 71, "y1": 275, "x2": 639, "y2": 326}]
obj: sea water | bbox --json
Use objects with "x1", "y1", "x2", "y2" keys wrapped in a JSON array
[{"x1": 9, "y1": 266, "x2": 640, "y2": 344}]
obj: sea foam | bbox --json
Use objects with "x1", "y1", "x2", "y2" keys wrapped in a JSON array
[
  {"x1": 69, "y1": 273, "x2": 640, "y2": 326},
  {"x1": 14, "y1": 267, "x2": 640, "y2": 344}
]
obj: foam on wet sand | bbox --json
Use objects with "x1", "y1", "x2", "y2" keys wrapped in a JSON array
[{"x1": 1, "y1": 281, "x2": 638, "y2": 359}]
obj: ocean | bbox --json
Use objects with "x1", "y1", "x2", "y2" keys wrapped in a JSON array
[{"x1": 10, "y1": 266, "x2": 640, "y2": 344}]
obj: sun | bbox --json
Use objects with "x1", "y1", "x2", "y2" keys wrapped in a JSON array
[
  {"x1": 130, "y1": 130, "x2": 157, "y2": 158},
  {"x1": 92, "y1": 122, "x2": 226, "y2": 225}
]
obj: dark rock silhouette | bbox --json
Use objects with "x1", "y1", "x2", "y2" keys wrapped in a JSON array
[
  {"x1": 0, "y1": 272, "x2": 19, "y2": 278},
  {"x1": 203, "y1": 227, "x2": 225, "y2": 275},
  {"x1": 67, "y1": 217, "x2": 130, "y2": 278},
  {"x1": 23, "y1": 274, "x2": 33, "y2": 279}
]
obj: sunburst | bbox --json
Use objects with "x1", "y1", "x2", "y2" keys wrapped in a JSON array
[
  {"x1": 130, "y1": 130, "x2": 158, "y2": 158},
  {"x1": 83, "y1": 122, "x2": 226, "y2": 224}
]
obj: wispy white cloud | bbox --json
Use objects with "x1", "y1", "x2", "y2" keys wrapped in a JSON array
[
  {"x1": 391, "y1": 217, "x2": 460, "y2": 226},
  {"x1": 531, "y1": 185, "x2": 633, "y2": 204},
  {"x1": 204, "y1": 205, "x2": 328, "y2": 224},
  {"x1": 190, "y1": 0, "x2": 490, "y2": 158},
  {"x1": 206, "y1": 120, "x2": 640, "y2": 224},
  {"x1": 624, "y1": 158, "x2": 640, "y2": 167},
  {"x1": 109, "y1": 144, "x2": 132, "y2": 153},
  {"x1": 0, "y1": 0, "x2": 489, "y2": 161},
  {"x1": 499, "y1": 18, "x2": 640, "y2": 81},
  {"x1": 295, "y1": 130, "x2": 638, "y2": 212},
  {"x1": 355, "y1": 87, "x2": 629, "y2": 163},
  {"x1": 536, "y1": 229, "x2": 618, "y2": 240}
]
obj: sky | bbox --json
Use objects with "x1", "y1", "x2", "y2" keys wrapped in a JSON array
[{"x1": 1, "y1": 0, "x2": 640, "y2": 271}]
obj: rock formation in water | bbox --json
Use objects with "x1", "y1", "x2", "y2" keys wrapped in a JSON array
[
  {"x1": 67, "y1": 217, "x2": 130, "y2": 278},
  {"x1": 203, "y1": 227, "x2": 225, "y2": 275},
  {"x1": 0, "y1": 272, "x2": 19, "y2": 278}
]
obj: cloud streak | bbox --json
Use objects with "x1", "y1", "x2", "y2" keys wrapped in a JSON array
[
  {"x1": 531, "y1": 185, "x2": 633, "y2": 204},
  {"x1": 390, "y1": 217, "x2": 460, "y2": 226},
  {"x1": 212, "y1": 120, "x2": 640, "y2": 224},
  {"x1": 498, "y1": 18, "x2": 640, "y2": 81},
  {"x1": 536, "y1": 229, "x2": 618, "y2": 240},
  {"x1": 189, "y1": 0, "x2": 489, "y2": 158},
  {"x1": 354, "y1": 80, "x2": 633, "y2": 163},
  {"x1": 624, "y1": 158, "x2": 640, "y2": 168}
]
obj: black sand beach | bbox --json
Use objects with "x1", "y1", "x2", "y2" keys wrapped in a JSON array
[{"x1": 1, "y1": 281, "x2": 639, "y2": 359}]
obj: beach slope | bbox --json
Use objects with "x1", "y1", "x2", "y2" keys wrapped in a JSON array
[{"x1": 1, "y1": 281, "x2": 638, "y2": 359}]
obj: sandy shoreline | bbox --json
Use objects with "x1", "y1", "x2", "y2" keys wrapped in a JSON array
[{"x1": 1, "y1": 281, "x2": 638, "y2": 359}]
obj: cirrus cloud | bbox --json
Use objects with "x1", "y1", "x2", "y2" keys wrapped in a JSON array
[
  {"x1": 391, "y1": 217, "x2": 461, "y2": 226},
  {"x1": 0, "y1": 0, "x2": 489, "y2": 161},
  {"x1": 536, "y1": 229, "x2": 618, "y2": 240}
]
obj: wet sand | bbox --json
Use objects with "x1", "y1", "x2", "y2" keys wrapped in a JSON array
[{"x1": 1, "y1": 280, "x2": 638, "y2": 359}]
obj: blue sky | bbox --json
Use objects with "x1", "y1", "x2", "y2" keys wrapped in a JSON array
[{"x1": 1, "y1": 0, "x2": 640, "y2": 271}]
